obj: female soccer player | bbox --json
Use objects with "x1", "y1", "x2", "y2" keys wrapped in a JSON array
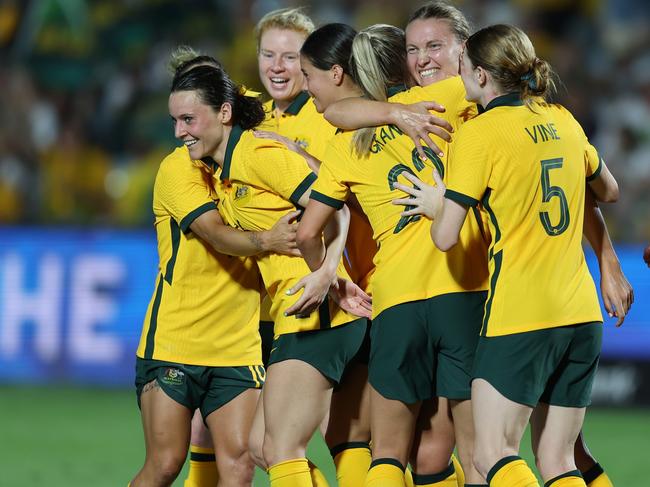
[
  {"x1": 129, "y1": 53, "x2": 302, "y2": 487},
  {"x1": 254, "y1": 12, "x2": 381, "y2": 487},
  {"x1": 296, "y1": 22, "x2": 489, "y2": 487},
  {"x1": 168, "y1": 58, "x2": 372, "y2": 487},
  {"x1": 328, "y1": 5, "x2": 632, "y2": 485},
  {"x1": 398, "y1": 24, "x2": 619, "y2": 487}
]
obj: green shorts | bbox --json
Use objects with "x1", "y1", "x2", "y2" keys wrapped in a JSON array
[
  {"x1": 135, "y1": 358, "x2": 264, "y2": 419},
  {"x1": 267, "y1": 318, "x2": 367, "y2": 385},
  {"x1": 259, "y1": 321, "x2": 274, "y2": 367},
  {"x1": 370, "y1": 292, "x2": 486, "y2": 404},
  {"x1": 472, "y1": 322, "x2": 602, "y2": 407}
]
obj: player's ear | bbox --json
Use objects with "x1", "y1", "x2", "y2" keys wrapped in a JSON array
[
  {"x1": 219, "y1": 102, "x2": 233, "y2": 124},
  {"x1": 331, "y1": 64, "x2": 345, "y2": 86}
]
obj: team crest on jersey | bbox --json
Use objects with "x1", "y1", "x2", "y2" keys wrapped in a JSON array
[
  {"x1": 161, "y1": 368, "x2": 185, "y2": 386},
  {"x1": 235, "y1": 186, "x2": 249, "y2": 199},
  {"x1": 233, "y1": 184, "x2": 252, "y2": 206},
  {"x1": 295, "y1": 138, "x2": 308, "y2": 150}
]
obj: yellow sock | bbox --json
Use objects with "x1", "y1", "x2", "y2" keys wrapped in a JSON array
[
  {"x1": 308, "y1": 460, "x2": 331, "y2": 487},
  {"x1": 412, "y1": 463, "x2": 457, "y2": 486},
  {"x1": 269, "y1": 458, "x2": 313, "y2": 487},
  {"x1": 406, "y1": 468, "x2": 414, "y2": 487},
  {"x1": 451, "y1": 454, "x2": 465, "y2": 487},
  {"x1": 545, "y1": 470, "x2": 586, "y2": 487},
  {"x1": 487, "y1": 456, "x2": 539, "y2": 487},
  {"x1": 184, "y1": 446, "x2": 218, "y2": 487},
  {"x1": 365, "y1": 459, "x2": 406, "y2": 487},
  {"x1": 581, "y1": 464, "x2": 613, "y2": 487},
  {"x1": 331, "y1": 442, "x2": 371, "y2": 487}
]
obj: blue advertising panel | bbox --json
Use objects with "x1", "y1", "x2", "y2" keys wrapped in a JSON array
[
  {"x1": 0, "y1": 227, "x2": 648, "y2": 386},
  {"x1": 0, "y1": 227, "x2": 158, "y2": 386}
]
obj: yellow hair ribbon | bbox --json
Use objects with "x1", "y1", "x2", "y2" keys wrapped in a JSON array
[{"x1": 238, "y1": 84, "x2": 261, "y2": 98}]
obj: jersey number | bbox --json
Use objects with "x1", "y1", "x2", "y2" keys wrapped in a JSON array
[
  {"x1": 387, "y1": 147, "x2": 444, "y2": 234},
  {"x1": 539, "y1": 158, "x2": 570, "y2": 236}
]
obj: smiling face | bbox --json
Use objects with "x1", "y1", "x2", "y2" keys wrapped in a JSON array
[
  {"x1": 405, "y1": 18, "x2": 463, "y2": 86},
  {"x1": 300, "y1": 55, "x2": 340, "y2": 113},
  {"x1": 258, "y1": 27, "x2": 307, "y2": 109},
  {"x1": 169, "y1": 90, "x2": 224, "y2": 160}
]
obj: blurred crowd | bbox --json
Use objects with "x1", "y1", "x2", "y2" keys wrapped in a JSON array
[{"x1": 0, "y1": 0, "x2": 648, "y2": 241}]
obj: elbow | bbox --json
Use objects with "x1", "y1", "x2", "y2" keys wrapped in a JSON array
[
  {"x1": 432, "y1": 229, "x2": 458, "y2": 252},
  {"x1": 435, "y1": 235, "x2": 458, "y2": 252},
  {"x1": 296, "y1": 225, "x2": 319, "y2": 253},
  {"x1": 602, "y1": 182, "x2": 619, "y2": 203}
]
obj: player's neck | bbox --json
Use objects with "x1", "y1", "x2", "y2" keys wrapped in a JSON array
[{"x1": 212, "y1": 124, "x2": 233, "y2": 166}]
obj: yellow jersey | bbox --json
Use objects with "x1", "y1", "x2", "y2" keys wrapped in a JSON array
[
  {"x1": 312, "y1": 76, "x2": 489, "y2": 318},
  {"x1": 445, "y1": 94, "x2": 603, "y2": 336},
  {"x1": 214, "y1": 126, "x2": 360, "y2": 335},
  {"x1": 138, "y1": 146, "x2": 262, "y2": 366},
  {"x1": 258, "y1": 91, "x2": 335, "y2": 161},
  {"x1": 259, "y1": 91, "x2": 377, "y2": 293}
]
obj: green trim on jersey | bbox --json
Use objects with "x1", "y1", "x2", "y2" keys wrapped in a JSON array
[
  {"x1": 200, "y1": 156, "x2": 218, "y2": 173},
  {"x1": 290, "y1": 172, "x2": 317, "y2": 206},
  {"x1": 445, "y1": 189, "x2": 478, "y2": 207},
  {"x1": 482, "y1": 92, "x2": 524, "y2": 112},
  {"x1": 310, "y1": 190, "x2": 345, "y2": 210},
  {"x1": 387, "y1": 84, "x2": 407, "y2": 97},
  {"x1": 179, "y1": 202, "x2": 217, "y2": 233},
  {"x1": 282, "y1": 91, "x2": 310, "y2": 115},
  {"x1": 144, "y1": 275, "x2": 165, "y2": 358},
  {"x1": 481, "y1": 188, "x2": 503, "y2": 337},
  {"x1": 586, "y1": 156, "x2": 603, "y2": 182},
  {"x1": 164, "y1": 220, "x2": 181, "y2": 285},
  {"x1": 221, "y1": 125, "x2": 245, "y2": 180},
  {"x1": 482, "y1": 250, "x2": 503, "y2": 337}
]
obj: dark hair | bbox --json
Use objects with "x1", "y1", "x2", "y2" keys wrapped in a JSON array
[
  {"x1": 300, "y1": 23, "x2": 357, "y2": 75},
  {"x1": 465, "y1": 24, "x2": 557, "y2": 104},
  {"x1": 407, "y1": 1, "x2": 471, "y2": 43},
  {"x1": 171, "y1": 63, "x2": 265, "y2": 130}
]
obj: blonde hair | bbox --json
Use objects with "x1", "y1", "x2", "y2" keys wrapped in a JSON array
[
  {"x1": 168, "y1": 45, "x2": 220, "y2": 75},
  {"x1": 255, "y1": 7, "x2": 315, "y2": 48},
  {"x1": 465, "y1": 24, "x2": 556, "y2": 106},
  {"x1": 350, "y1": 24, "x2": 406, "y2": 157}
]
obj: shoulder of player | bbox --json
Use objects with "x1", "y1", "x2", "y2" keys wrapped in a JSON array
[{"x1": 156, "y1": 146, "x2": 202, "y2": 182}]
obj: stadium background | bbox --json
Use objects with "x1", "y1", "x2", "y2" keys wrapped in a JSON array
[{"x1": 0, "y1": 0, "x2": 648, "y2": 485}]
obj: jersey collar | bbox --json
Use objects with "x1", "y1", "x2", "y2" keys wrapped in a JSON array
[
  {"x1": 272, "y1": 90, "x2": 310, "y2": 115},
  {"x1": 200, "y1": 156, "x2": 218, "y2": 173},
  {"x1": 387, "y1": 84, "x2": 407, "y2": 97},
  {"x1": 478, "y1": 92, "x2": 523, "y2": 113},
  {"x1": 220, "y1": 124, "x2": 244, "y2": 180}
]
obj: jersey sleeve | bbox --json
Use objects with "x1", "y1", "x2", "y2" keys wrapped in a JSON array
[
  {"x1": 156, "y1": 156, "x2": 217, "y2": 233},
  {"x1": 444, "y1": 123, "x2": 491, "y2": 207},
  {"x1": 585, "y1": 143, "x2": 603, "y2": 182},
  {"x1": 251, "y1": 143, "x2": 316, "y2": 206},
  {"x1": 310, "y1": 141, "x2": 351, "y2": 210}
]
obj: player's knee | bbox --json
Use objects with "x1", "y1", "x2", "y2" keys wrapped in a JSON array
[
  {"x1": 262, "y1": 431, "x2": 304, "y2": 466},
  {"x1": 248, "y1": 429, "x2": 266, "y2": 469},
  {"x1": 219, "y1": 451, "x2": 256, "y2": 484},
  {"x1": 535, "y1": 449, "x2": 575, "y2": 479},
  {"x1": 150, "y1": 451, "x2": 185, "y2": 485}
]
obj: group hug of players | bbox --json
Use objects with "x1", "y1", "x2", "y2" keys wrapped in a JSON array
[{"x1": 128, "y1": 2, "x2": 635, "y2": 487}]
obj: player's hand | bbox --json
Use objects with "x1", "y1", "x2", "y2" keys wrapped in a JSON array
[
  {"x1": 254, "y1": 130, "x2": 305, "y2": 155},
  {"x1": 393, "y1": 101, "x2": 453, "y2": 162},
  {"x1": 600, "y1": 259, "x2": 634, "y2": 327},
  {"x1": 284, "y1": 268, "x2": 334, "y2": 317},
  {"x1": 263, "y1": 210, "x2": 301, "y2": 256},
  {"x1": 391, "y1": 169, "x2": 445, "y2": 220},
  {"x1": 328, "y1": 277, "x2": 372, "y2": 319},
  {"x1": 643, "y1": 244, "x2": 650, "y2": 267}
]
